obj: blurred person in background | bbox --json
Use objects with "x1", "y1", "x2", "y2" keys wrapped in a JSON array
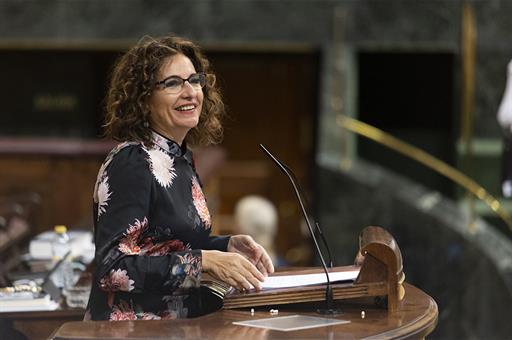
[
  {"x1": 234, "y1": 195, "x2": 288, "y2": 267},
  {"x1": 498, "y1": 59, "x2": 512, "y2": 197}
]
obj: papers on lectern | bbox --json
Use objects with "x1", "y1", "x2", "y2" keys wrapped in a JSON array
[{"x1": 261, "y1": 269, "x2": 359, "y2": 289}]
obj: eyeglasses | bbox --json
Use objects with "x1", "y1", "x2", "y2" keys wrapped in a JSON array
[{"x1": 155, "y1": 73, "x2": 207, "y2": 94}]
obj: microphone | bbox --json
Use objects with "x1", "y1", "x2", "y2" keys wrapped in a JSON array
[{"x1": 259, "y1": 144, "x2": 342, "y2": 315}]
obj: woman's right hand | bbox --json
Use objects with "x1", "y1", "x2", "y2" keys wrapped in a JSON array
[{"x1": 202, "y1": 250, "x2": 265, "y2": 291}]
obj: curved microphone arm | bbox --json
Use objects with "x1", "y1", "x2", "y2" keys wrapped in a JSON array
[
  {"x1": 259, "y1": 144, "x2": 331, "y2": 284},
  {"x1": 281, "y1": 160, "x2": 335, "y2": 268},
  {"x1": 315, "y1": 222, "x2": 334, "y2": 268}
]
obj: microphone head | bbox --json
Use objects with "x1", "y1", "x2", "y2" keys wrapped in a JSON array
[
  {"x1": 259, "y1": 144, "x2": 270, "y2": 155},
  {"x1": 259, "y1": 144, "x2": 280, "y2": 166}
]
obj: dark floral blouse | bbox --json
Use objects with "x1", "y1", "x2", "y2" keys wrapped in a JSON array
[{"x1": 85, "y1": 131, "x2": 229, "y2": 321}]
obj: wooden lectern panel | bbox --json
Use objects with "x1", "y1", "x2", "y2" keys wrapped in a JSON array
[{"x1": 214, "y1": 226, "x2": 405, "y2": 312}]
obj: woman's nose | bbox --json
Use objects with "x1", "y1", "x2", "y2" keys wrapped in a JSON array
[{"x1": 180, "y1": 81, "x2": 196, "y2": 96}]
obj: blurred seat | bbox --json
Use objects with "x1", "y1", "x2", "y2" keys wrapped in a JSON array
[{"x1": 0, "y1": 192, "x2": 40, "y2": 286}]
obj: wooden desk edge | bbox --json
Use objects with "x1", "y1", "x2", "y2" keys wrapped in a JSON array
[
  {"x1": 364, "y1": 296, "x2": 438, "y2": 340},
  {"x1": 50, "y1": 283, "x2": 438, "y2": 340}
]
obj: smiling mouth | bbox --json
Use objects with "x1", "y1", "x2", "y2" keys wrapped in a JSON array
[{"x1": 175, "y1": 104, "x2": 196, "y2": 111}]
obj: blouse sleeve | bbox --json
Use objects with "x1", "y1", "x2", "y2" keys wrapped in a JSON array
[
  {"x1": 94, "y1": 146, "x2": 202, "y2": 296},
  {"x1": 206, "y1": 235, "x2": 230, "y2": 251},
  {"x1": 189, "y1": 165, "x2": 231, "y2": 252}
]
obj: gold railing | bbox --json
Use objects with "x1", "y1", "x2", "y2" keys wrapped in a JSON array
[
  {"x1": 336, "y1": 115, "x2": 512, "y2": 232},
  {"x1": 460, "y1": 0, "x2": 478, "y2": 232}
]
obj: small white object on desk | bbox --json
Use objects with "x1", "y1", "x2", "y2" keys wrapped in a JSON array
[{"x1": 29, "y1": 230, "x2": 94, "y2": 262}]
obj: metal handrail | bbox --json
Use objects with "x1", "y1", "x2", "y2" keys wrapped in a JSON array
[{"x1": 336, "y1": 114, "x2": 512, "y2": 232}]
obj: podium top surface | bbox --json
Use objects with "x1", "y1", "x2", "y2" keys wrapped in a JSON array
[{"x1": 50, "y1": 283, "x2": 438, "y2": 339}]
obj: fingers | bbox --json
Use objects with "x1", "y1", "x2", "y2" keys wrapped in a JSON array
[
  {"x1": 246, "y1": 236, "x2": 260, "y2": 251},
  {"x1": 227, "y1": 234, "x2": 254, "y2": 253},
  {"x1": 242, "y1": 256, "x2": 265, "y2": 282},
  {"x1": 205, "y1": 251, "x2": 265, "y2": 291},
  {"x1": 240, "y1": 240, "x2": 270, "y2": 270},
  {"x1": 228, "y1": 235, "x2": 258, "y2": 255},
  {"x1": 248, "y1": 245, "x2": 263, "y2": 265},
  {"x1": 243, "y1": 272, "x2": 262, "y2": 292},
  {"x1": 233, "y1": 255, "x2": 264, "y2": 291},
  {"x1": 229, "y1": 260, "x2": 263, "y2": 291},
  {"x1": 260, "y1": 250, "x2": 275, "y2": 275},
  {"x1": 256, "y1": 261, "x2": 267, "y2": 277},
  {"x1": 231, "y1": 273, "x2": 253, "y2": 291},
  {"x1": 252, "y1": 245, "x2": 274, "y2": 277}
]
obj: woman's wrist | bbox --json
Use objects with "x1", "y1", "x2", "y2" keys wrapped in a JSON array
[{"x1": 201, "y1": 249, "x2": 220, "y2": 271}]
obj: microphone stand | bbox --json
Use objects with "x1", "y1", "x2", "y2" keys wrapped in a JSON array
[
  {"x1": 260, "y1": 144, "x2": 342, "y2": 315},
  {"x1": 285, "y1": 163, "x2": 335, "y2": 268},
  {"x1": 316, "y1": 222, "x2": 334, "y2": 269}
]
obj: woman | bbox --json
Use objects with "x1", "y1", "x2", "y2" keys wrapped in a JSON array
[{"x1": 86, "y1": 35, "x2": 274, "y2": 321}]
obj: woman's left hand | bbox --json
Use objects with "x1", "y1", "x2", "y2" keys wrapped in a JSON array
[{"x1": 227, "y1": 235, "x2": 275, "y2": 277}]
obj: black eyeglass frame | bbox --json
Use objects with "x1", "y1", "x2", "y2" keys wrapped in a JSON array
[{"x1": 155, "y1": 72, "x2": 207, "y2": 91}]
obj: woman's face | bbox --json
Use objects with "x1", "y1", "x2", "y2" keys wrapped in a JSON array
[{"x1": 148, "y1": 53, "x2": 204, "y2": 144}]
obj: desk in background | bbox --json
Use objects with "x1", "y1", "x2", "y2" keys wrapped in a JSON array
[{"x1": 1, "y1": 307, "x2": 84, "y2": 340}]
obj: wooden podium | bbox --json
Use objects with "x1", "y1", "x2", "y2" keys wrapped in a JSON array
[
  {"x1": 212, "y1": 226, "x2": 405, "y2": 312},
  {"x1": 50, "y1": 226, "x2": 438, "y2": 339}
]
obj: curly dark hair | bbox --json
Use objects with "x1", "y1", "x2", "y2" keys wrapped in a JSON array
[{"x1": 103, "y1": 35, "x2": 224, "y2": 146}]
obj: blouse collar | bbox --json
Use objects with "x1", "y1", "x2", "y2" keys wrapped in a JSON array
[{"x1": 151, "y1": 131, "x2": 193, "y2": 163}]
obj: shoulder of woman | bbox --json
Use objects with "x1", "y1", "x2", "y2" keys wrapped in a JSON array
[
  {"x1": 93, "y1": 141, "x2": 150, "y2": 204},
  {"x1": 104, "y1": 141, "x2": 149, "y2": 170}
]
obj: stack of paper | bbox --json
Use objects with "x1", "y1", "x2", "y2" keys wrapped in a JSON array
[
  {"x1": 0, "y1": 292, "x2": 59, "y2": 312},
  {"x1": 261, "y1": 270, "x2": 360, "y2": 289}
]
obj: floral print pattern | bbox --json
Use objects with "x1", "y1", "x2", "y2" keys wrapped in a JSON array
[
  {"x1": 93, "y1": 141, "x2": 137, "y2": 220},
  {"x1": 109, "y1": 299, "x2": 182, "y2": 321},
  {"x1": 109, "y1": 300, "x2": 137, "y2": 321},
  {"x1": 100, "y1": 269, "x2": 135, "y2": 308},
  {"x1": 118, "y1": 218, "x2": 150, "y2": 255},
  {"x1": 97, "y1": 175, "x2": 111, "y2": 218},
  {"x1": 177, "y1": 253, "x2": 202, "y2": 278},
  {"x1": 174, "y1": 253, "x2": 202, "y2": 289},
  {"x1": 88, "y1": 131, "x2": 230, "y2": 321},
  {"x1": 118, "y1": 217, "x2": 189, "y2": 256},
  {"x1": 152, "y1": 132, "x2": 171, "y2": 153},
  {"x1": 100, "y1": 269, "x2": 135, "y2": 293},
  {"x1": 145, "y1": 148, "x2": 177, "y2": 188},
  {"x1": 145, "y1": 239, "x2": 188, "y2": 256},
  {"x1": 191, "y1": 176, "x2": 211, "y2": 229}
]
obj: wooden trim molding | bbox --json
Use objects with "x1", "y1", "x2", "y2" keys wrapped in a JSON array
[{"x1": 0, "y1": 138, "x2": 116, "y2": 157}]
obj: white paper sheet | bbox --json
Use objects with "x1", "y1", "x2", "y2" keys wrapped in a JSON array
[
  {"x1": 0, "y1": 300, "x2": 59, "y2": 312},
  {"x1": 261, "y1": 270, "x2": 359, "y2": 289},
  {"x1": 233, "y1": 315, "x2": 350, "y2": 331}
]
